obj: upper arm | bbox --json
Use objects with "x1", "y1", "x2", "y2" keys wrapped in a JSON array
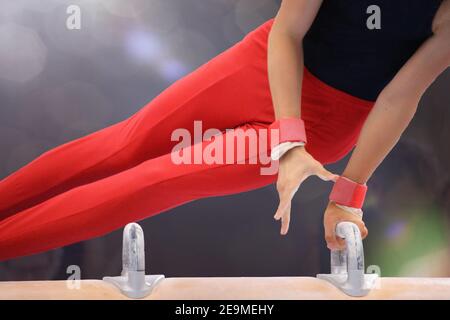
[
  {"x1": 271, "y1": 0, "x2": 323, "y2": 39},
  {"x1": 432, "y1": 0, "x2": 450, "y2": 34},
  {"x1": 433, "y1": 0, "x2": 450, "y2": 59}
]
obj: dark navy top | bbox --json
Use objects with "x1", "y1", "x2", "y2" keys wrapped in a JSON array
[{"x1": 303, "y1": 0, "x2": 443, "y2": 101}]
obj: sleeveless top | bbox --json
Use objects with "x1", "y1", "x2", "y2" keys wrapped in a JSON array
[{"x1": 303, "y1": 0, "x2": 443, "y2": 101}]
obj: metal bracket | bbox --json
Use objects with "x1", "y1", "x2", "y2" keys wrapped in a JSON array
[
  {"x1": 103, "y1": 223, "x2": 165, "y2": 299},
  {"x1": 317, "y1": 222, "x2": 379, "y2": 297}
]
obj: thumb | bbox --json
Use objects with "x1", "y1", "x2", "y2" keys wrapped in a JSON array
[{"x1": 315, "y1": 166, "x2": 339, "y2": 182}]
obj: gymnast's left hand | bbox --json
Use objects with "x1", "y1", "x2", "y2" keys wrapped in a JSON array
[{"x1": 323, "y1": 201, "x2": 368, "y2": 250}]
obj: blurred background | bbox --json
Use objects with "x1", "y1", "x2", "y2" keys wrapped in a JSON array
[{"x1": 0, "y1": 0, "x2": 449, "y2": 281}]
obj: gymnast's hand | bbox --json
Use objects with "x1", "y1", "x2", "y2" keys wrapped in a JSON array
[
  {"x1": 274, "y1": 146, "x2": 338, "y2": 235},
  {"x1": 323, "y1": 201, "x2": 368, "y2": 250}
]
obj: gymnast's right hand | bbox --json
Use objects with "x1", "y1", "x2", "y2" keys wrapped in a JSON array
[{"x1": 274, "y1": 146, "x2": 338, "y2": 235}]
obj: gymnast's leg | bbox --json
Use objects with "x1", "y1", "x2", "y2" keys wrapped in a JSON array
[
  {"x1": 0, "y1": 124, "x2": 277, "y2": 261},
  {"x1": 0, "y1": 20, "x2": 276, "y2": 220}
]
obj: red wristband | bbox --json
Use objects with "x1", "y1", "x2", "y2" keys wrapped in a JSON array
[
  {"x1": 329, "y1": 176, "x2": 368, "y2": 209},
  {"x1": 269, "y1": 118, "x2": 307, "y2": 146}
]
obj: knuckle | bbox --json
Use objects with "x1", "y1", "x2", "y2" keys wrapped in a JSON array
[
  {"x1": 356, "y1": 221, "x2": 365, "y2": 228},
  {"x1": 362, "y1": 228, "x2": 369, "y2": 238}
]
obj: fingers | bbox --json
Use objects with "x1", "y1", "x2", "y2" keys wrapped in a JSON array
[
  {"x1": 280, "y1": 206, "x2": 291, "y2": 235},
  {"x1": 325, "y1": 218, "x2": 369, "y2": 250},
  {"x1": 324, "y1": 210, "x2": 343, "y2": 250},
  {"x1": 361, "y1": 225, "x2": 369, "y2": 239},
  {"x1": 324, "y1": 222, "x2": 344, "y2": 250},
  {"x1": 336, "y1": 237, "x2": 346, "y2": 248},
  {"x1": 274, "y1": 192, "x2": 292, "y2": 235},
  {"x1": 274, "y1": 190, "x2": 291, "y2": 221},
  {"x1": 275, "y1": 181, "x2": 298, "y2": 235},
  {"x1": 274, "y1": 197, "x2": 292, "y2": 236},
  {"x1": 351, "y1": 219, "x2": 368, "y2": 239},
  {"x1": 324, "y1": 201, "x2": 370, "y2": 250},
  {"x1": 274, "y1": 180, "x2": 300, "y2": 221},
  {"x1": 325, "y1": 228, "x2": 343, "y2": 250}
]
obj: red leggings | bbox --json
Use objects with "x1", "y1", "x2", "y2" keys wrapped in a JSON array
[{"x1": 0, "y1": 19, "x2": 373, "y2": 261}]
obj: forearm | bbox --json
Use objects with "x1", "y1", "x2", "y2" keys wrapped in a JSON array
[
  {"x1": 268, "y1": 24, "x2": 304, "y2": 119},
  {"x1": 342, "y1": 95, "x2": 418, "y2": 184},
  {"x1": 342, "y1": 30, "x2": 450, "y2": 185},
  {"x1": 267, "y1": 0, "x2": 323, "y2": 120}
]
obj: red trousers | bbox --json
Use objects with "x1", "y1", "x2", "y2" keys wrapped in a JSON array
[{"x1": 0, "y1": 19, "x2": 373, "y2": 261}]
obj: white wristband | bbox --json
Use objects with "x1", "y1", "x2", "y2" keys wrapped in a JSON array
[
  {"x1": 335, "y1": 203, "x2": 364, "y2": 218},
  {"x1": 270, "y1": 141, "x2": 305, "y2": 161}
]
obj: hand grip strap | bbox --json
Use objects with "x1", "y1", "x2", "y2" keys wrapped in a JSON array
[
  {"x1": 269, "y1": 118, "x2": 307, "y2": 145},
  {"x1": 269, "y1": 118, "x2": 307, "y2": 160},
  {"x1": 329, "y1": 176, "x2": 367, "y2": 209}
]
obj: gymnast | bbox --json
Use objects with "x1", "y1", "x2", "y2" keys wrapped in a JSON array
[{"x1": 0, "y1": 0, "x2": 449, "y2": 261}]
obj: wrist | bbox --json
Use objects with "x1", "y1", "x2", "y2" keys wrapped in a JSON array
[
  {"x1": 331, "y1": 201, "x2": 364, "y2": 218},
  {"x1": 340, "y1": 171, "x2": 368, "y2": 185},
  {"x1": 329, "y1": 176, "x2": 368, "y2": 209},
  {"x1": 269, "y1": 118, "x2": 307, "y2": 161},
  {"x1": 271, "y1": 141, "x2": 305, "y2": 160}
]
